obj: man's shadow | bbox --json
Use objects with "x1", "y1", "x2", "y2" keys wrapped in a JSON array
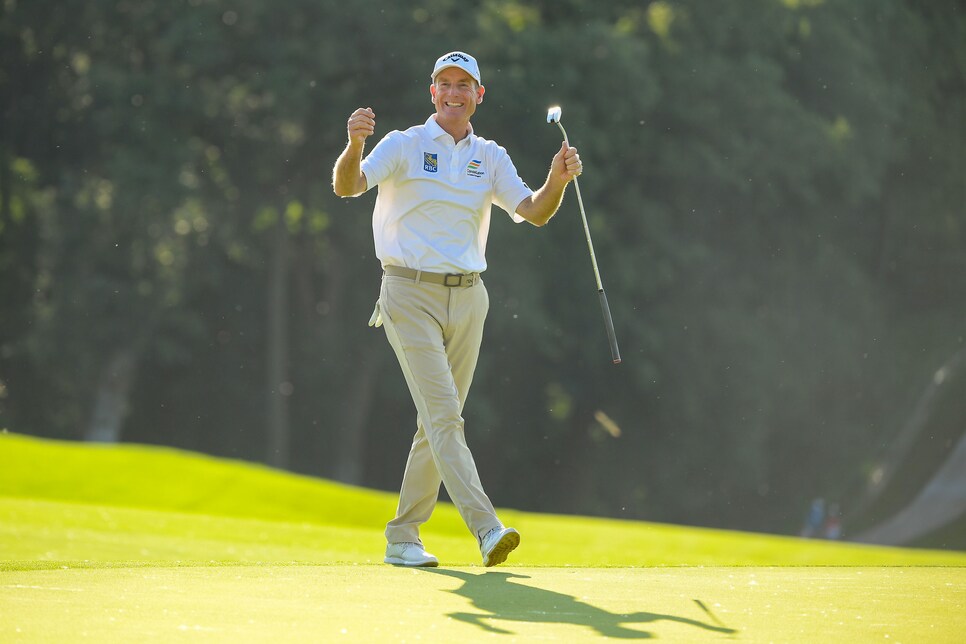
[{"x1": 420, "y1": 568, "x2": 737, "y2": 639}]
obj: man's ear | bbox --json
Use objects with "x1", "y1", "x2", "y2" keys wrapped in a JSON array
[
  {"x1": 477, "y1": 85, "x2": 485, "y2": 104},
  {"x1": 430, "y1": 83, "x2": 437, "y2": 103}
]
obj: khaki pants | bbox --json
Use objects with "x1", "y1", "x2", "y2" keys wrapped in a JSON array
[{"x1": 379, "y1": 274, "x2": 502, "y2": 545}]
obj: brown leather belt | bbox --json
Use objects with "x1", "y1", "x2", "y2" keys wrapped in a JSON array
[{"x1": 383, "y1": 265, "x2": 481, "y2": 287}]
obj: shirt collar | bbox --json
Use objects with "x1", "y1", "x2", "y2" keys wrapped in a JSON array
[{"x1": 425, "y1": 114, "x2": 474, "y2": 146}]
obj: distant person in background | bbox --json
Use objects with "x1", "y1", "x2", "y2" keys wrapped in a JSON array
[
  {"x1": 801, "y1": 497, "x2": 826, "y2": 538},
  {"x1": 332, "y1": 51, "x2": 582, "y2": 567},
  {"x1": 823, "y1": 502, "x2": 843, "y2": 540}
]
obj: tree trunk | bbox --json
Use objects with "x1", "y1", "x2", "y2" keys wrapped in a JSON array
[
  {"x1": 84, "y1": 348, "x2": 138, "y2": 442},
  {"x1": 854, "y1": 430, "x2": 966, "y2": 545},
  {"x1": 267, "y1": 212, "x2": 291, "y2": 468},
  {"x1": 850, "y1": 345, "x2": 966, "y2": 521},
  {"x1": 334, "y1": 341, "x2": 384, "y2": 484},
  {"x1": 0, "y1": 144, "x2": 10, "y2": 223}
]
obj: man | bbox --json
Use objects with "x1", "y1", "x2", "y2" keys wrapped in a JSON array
[{"x1": 332, "y1": 51, "x2": 582, "y2": 567}]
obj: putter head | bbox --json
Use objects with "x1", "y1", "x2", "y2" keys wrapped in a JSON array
[{"x1": 546, "y1": 106, "x2": 562, "y2": 124}]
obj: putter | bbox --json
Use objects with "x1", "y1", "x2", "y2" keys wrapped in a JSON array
[{"x1": 547, "y1": 106, "x2": 621, "y2": 364}]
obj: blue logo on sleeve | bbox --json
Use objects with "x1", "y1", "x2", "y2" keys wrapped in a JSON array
[{"x1": 423, "y1": 152, "x2": 438, "y2": 173}]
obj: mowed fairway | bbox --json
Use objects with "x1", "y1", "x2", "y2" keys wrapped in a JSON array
[{"x1": 2, "y1": 433, "x2": 965, "y2": 642}]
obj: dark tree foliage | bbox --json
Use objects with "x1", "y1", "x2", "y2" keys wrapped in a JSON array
[{"x1": 1, "y1": 0, "x2": 963, "y2": 535}]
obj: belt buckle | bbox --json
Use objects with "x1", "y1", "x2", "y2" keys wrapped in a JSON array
[{"x1": 443, "y1": 273, "x2": 463, "y2": 287}]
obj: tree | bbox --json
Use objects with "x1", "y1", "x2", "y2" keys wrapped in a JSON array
[{"x1": 2, "y1": 0, "x2": 963, "y2": 538}]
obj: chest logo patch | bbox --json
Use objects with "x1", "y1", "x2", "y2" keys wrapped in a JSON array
[
  {"x1": 466, "y1": 159, "x2": 485, "y2": 177},
  {"x1": 423, "y1": 152, "x2": 438, "y2": 173}
]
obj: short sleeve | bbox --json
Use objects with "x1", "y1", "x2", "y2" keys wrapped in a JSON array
[
  {"x1": 489, "y1": 144, "x2": 533, "y2": 224},
  {"x1": 360, "y1": 131, "x2": 404, "y2": 190}
]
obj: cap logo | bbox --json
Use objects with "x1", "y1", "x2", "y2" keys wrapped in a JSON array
[{"x1": 432, "y1": 51, "x2": 481, "y2": 84}]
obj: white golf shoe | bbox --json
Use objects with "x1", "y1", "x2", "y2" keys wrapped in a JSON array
[
  {"x1": 480, "y1": 527, "x2": 520, "y2": 567},
  {"x1": 384, "y1": 542, "x2": 439, "y2": 567}
]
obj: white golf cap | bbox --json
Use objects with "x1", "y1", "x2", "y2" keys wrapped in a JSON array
[{"x1": 431, "y1": 51, "x2": 482, "y2": 84}]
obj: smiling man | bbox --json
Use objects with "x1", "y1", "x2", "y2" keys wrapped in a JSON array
[{"x1": 332, "y1": 51, "x2": 582, "y2": 568}]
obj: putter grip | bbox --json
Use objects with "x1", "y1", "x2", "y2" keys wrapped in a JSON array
[{"x1": 598, "y1": 289, "x2": 621, "y2": 364}]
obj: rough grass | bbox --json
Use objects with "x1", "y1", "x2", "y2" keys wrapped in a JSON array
[
  {"x1": 3, "y1": 432, "x2": 963, "y2": 568},
  {"x1": 2, "y1": 432, "x2": 965, "y2": 642}
]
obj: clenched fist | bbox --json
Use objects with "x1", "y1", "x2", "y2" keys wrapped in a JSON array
[{"x1": 347, "y1": 107, "x2": 375, "y2": 146}]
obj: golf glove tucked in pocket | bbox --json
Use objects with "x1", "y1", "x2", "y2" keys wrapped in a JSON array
[{"x1": 368, "y1": 300, "x2": 383, "y2": 328}]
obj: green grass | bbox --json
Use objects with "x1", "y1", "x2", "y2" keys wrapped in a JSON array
[{"x1": 2, "y1": 431, "x2": 965, "y2": 642}]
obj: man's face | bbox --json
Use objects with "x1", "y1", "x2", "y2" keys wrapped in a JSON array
[{"x1": 430, "y1": 67, "x2": 484, "y2": 122}]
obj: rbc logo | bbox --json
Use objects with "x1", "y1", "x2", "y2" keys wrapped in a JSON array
[{"x1": 423, "y1": 152, "x2": 438, "y2": 173}]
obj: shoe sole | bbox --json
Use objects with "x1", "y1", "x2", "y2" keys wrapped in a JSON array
[
  {"x1": 483, "y1": 529, "x2": 520, "y2": 567},
  {"x1": 384, "y1": 556, "x2": 439, "y2": 567}
]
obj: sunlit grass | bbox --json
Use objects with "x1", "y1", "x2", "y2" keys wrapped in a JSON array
[
  {"x1": 2, "y1": 432, "x2": 963, "y2": 568},
  {"x1": 3, "y1": 432, "x2": 965, "y2": 642}
]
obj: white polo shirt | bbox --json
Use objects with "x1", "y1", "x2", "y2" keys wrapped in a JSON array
[{"x1": 361, "y1": 115, "x2": 533, "y2": 274}]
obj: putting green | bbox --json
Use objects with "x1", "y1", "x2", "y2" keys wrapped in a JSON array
[
  {"x1": 2, "y1": 433, "x2": 965, "y2": 641},
  {"x1": 3, "y1": 565, "x2": 964, "y2": 642}
]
